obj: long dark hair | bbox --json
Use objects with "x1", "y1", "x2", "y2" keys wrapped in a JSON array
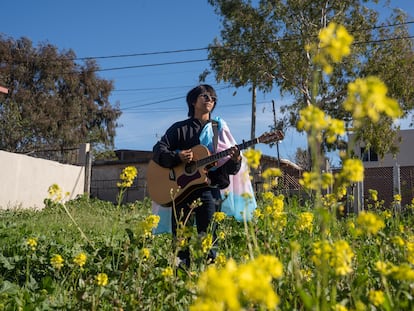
[{"x1": 186, "y1": 84, "x2": 217, "y2": 117}]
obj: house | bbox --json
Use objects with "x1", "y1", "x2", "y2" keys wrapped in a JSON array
[
  {"x1": 90, "y1": 150, "x2": 303, "y2": 204},
  {"x1": 350, "y1": 129, "x2": 414, "y2": 207}
]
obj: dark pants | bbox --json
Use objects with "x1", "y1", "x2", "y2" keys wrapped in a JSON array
[{"x1": 171, "y1": 187, "x2": 221, "y2": 266}]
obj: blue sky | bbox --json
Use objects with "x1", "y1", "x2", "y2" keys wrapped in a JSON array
[{"x1": 1, "y1": 0, "x2": 413, "y2": 164}]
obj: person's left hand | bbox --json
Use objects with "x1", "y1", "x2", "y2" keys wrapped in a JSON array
[{"x1": 229, "y1": 146, "x2": 241, "y2": 161}]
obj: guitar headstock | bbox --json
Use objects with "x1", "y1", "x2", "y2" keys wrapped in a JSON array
[{"x1": 258, "y1": 130, "x2": 284, "y2": 144}]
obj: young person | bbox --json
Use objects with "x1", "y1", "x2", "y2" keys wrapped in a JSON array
[{"x1": 151, "y1": 84, "x2": 243, "y2": 268}]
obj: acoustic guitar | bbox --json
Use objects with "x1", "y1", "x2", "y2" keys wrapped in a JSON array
[{"x1": 146, "y1": 130, "x2": 284, "y2": 207}]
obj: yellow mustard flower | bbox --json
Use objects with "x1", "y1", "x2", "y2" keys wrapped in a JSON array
[
  {"x1": 343, "y1": 76, "x2": 402, "y2": 126},
  {"x1": 333, "y1": 304, "x2": 349, "y2": 311},
  {"x1": 296, "y1": 212, "x2": 314, "y2": 233},
  {"x1": 262, "y1": 167, "x2": 282, "y2": 179},
  {"x1": 393, "y1": 194, "x2": 402, "y2": 203},
  {"x1": 117, "y1": 166, "x2": 138, "y2": 188},
  {"x1": 368, "y1": 189, "x2": 378, "y2": 201},
  {"x1": 50, "y1": 254, "x2": 64, "y2": 270},
  {"x1": 161, "y1": 267, "x2": 174, "y2": 278},
  {"x1": 390, "y1": 263, "x2": 414, "y2": 281},
  {"x1": 215, "y1": 253, "x2": 227, "y2": 268},
  {"x1": 140, "y1": 214, "x2": 160, "y2": 237},
  {"x1": 368, "y1": 289, "x2": 385, "y2": 307},
  {"x1": 243, "y1": 148, "x2": 262, "y2": 169},
  {"x1": 331, "y1": 240, "x2": 354, "y2": 276},
  {"x1": 73, "y1": 252, "x2": 87, "y2": 268},
  {"x1": 191, "y1": 256, "x2": 282, "y2": 311},
  {"x1": 141, "y1": 248, "x2": 150, "y2": 261},
  {"x1": 299, "y1": 171, "x2": 321, "y2": 191},
  {"x1": 339, "y1": 158, "x2": 364, "y2": 183},
  {"x1": 201, "y1": 234, "x2": 213, "y2": 254},
  {"x1": 325, "y1": 117, "x2": 346, "y2": 144},
  {"x1": 96, "y1": 272, "x2": 108, "y2": 286},
  {"x1": 48, "y1": 184, "x2": 63, "y2": 202},
  {"x1": 213, "y1": 211, "x2": 226, "y2": 223},
  {"x1": 297, "y1": 105, "x2": 328, "y2": 133},
  {"x1": 26, "y1": 237, "x2": 38, "y2": 251},
  {"x1": 406, "y1": 241, "x2": 414, "y2": 265},
  {"x1": 375, "y1": 260, "x2": 394, "y2": 276},
  {"x1": 356, "y1": 211, "x2": 385, "y2": 235}
]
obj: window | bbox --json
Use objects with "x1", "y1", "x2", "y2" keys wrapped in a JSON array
[{"x1": 361, "y1": 147, "x2": 378, "y2": 162}]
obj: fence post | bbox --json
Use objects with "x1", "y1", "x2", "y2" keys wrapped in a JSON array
[
  {"x1": 78, "y1": 143, "x2": 91, "y2": 195},
  {"x1": 353, "y1": 181, "x2": 364, "y2": 214},
  {"x1": 393, "y1": 162, "x2": 401, "y2": 212}
]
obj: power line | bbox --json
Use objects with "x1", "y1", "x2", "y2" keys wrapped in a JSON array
[
  {"x1": 76, "y1": 47, "x2": 208, "y2": 60},
  {"x1": 72, "y1": 20, "x2": 414, "y2": 61}
]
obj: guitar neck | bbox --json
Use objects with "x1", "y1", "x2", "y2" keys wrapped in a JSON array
[{"x1": 196, "y1": 137, "x2": 260, "y2": 167}]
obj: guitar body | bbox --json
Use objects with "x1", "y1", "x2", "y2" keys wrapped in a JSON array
[{"x1": 146, "y1": 145, "x2": 212, "y2": 207}]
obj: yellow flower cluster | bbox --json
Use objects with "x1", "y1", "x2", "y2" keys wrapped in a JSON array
[
  {"x1": 73, "y1": 252, "x2": 87, "y2": 268},
  {"x1": 300, "y1": 171, "x2": 334, "y2": 191},
  {"x1": 141, "y1": 248, "x2": 150, "y2": 261},
  {"x1": 48, "y1": 184, "x2": 63, "y2": 202},
  {"x1": 96, "y1": 272, "x2": 109, "y2": 286},
  {"x1": 314, "y1": 22, "x2": 354, "y2": 74},
  {"x1": 190, "y1": 255, "x2": 283, "y2": 311},
  {"x1": 261, "y1": 167, "x2": 282, "y2": 191},
  {"x1": 243, "y1": 148, "x2": 262, "y2": 169},
  {"x1": 312, "y1": 240, "x2": 355, "y2": 276},
  {"x1": 393, "y1": 194, "x2": 402, "y2": 203},
  {"x1": 343, "y1": 76, "x2": 402, "y2": 126},
  {"x1": 406, "y1": 240, "x2": 414, "y2": 265},
  {"x1": 296, "y1": 212, "x2": 314, "y2": 233},
  {"x1": 369, "y1": 290, "x2": 385, "y2": 307},
  {"x1": 297, "y1": 105, "x2": 345, "y2": 144},
  {"x1": 26, "y1": 237, "x2": 38, "y2": 251},
  {"x1": 50, "y1": 254, "x2": 64, "y2": 270},
  {"x1": 140, "y1": 214, "x2": 160, "y2": 237},
  {"x1": 260, "y1": 193, "x2": 287, "y2": 231},
  {"x1": 201, "y1": 234, "x2": 213, "y2": 254},
  {"x1": 117, "y1": 166, "x2": 138, "y2": 188},
  {"x1": 213, "y1": 212, "x2": 226, "y2": 223},
  {"x1": 337, "y1": 158, "x2": 364, "y2": 183},
  {"x1": 215, "y1": 253, "x2": 227, "y2": 268},
  {"x1": 161, "y1": 267, "x2": 174, "y2": 278},
  {"x1": 356, "y1": 211, "x2": 385, "y2": 235},
  {"x1": 368, "y1": 189, "x2": 378, "y2": 201}
]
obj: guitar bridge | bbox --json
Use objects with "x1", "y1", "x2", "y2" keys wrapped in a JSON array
[{"x1": 169, "y1": 168, "x2": 176, "y2": 181}]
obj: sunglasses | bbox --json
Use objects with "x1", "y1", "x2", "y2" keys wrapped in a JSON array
[{"x1": 199, "y1": 93, "x2": 217, "y2": 103}]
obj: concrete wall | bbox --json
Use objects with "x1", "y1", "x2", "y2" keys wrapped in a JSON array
[
  {"x1": 0, "y1": 150, "x2": 85, "y2": 209},
  {"x1": 91, "y1": 162, "x2": 148, "y2": 204}
]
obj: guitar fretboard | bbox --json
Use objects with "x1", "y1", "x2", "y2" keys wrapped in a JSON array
[{"x1": 195, "y1": 137, "x2": 260, "y2": 168}]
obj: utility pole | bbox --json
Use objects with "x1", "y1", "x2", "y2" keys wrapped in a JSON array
[
  {"x1": 250, "y1": 83, "x2": 256, "y2": 146},
  {"x1": 272, "y1": 100, "x2": 281, "y2": 167}
]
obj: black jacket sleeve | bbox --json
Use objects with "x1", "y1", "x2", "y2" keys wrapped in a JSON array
[{"x1": 208, "y1": 157, "x2": 242, "y2": 189}]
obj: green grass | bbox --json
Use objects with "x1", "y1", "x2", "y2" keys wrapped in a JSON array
[{"x1": 1, "y1": 194, "x2": 414, "y2": 310}]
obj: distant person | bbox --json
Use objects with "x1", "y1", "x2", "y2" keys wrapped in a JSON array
[{"x1": 151, "y1": 84, "x2": 248, "y2": 268}]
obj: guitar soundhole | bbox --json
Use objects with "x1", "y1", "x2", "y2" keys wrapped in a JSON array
[{"x1": 184, "y1": 161, "x2": 196, "y2": 174}]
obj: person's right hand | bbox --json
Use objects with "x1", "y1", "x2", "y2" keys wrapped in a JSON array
[{"x1": 179, "y1": 149, "x2": 193, "y2": 163}]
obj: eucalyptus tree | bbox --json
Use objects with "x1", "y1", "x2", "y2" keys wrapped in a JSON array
[
  {"x1": 0, "y1": 36, "x2": 121, "y2": 155},
  {"x1": 207, "y1": 0, "x2": 414, "y2": 158}
]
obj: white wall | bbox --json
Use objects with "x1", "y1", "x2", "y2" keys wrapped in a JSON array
[{"x1": 0, "y1": 150, "x2": 85, "y2": 209}]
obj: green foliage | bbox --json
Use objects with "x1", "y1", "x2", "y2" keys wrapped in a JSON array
[
  {"x1": 1, "y1": 195, "x2": 414, "y2": 310},
  {"x1": 0, "y1": 35, "x2": 121, "y2": 153}
]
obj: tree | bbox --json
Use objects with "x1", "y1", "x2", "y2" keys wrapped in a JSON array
[
  {"x1": 207, "y1": 0, "x2": 414, "y2": 159},
  {"x1": 0, "y1": 35, "x2": 121, "y2": 155}
]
